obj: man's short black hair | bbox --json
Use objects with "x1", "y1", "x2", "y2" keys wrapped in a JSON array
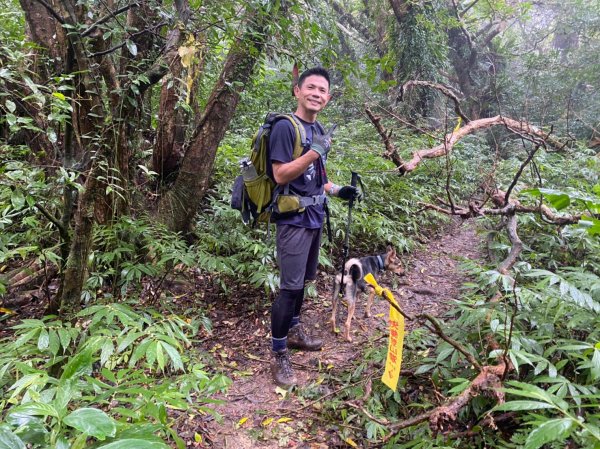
[{"x1": 297, "y1": 67, "x2": 330, "y2": 89}]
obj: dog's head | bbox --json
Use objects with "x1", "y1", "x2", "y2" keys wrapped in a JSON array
[{"x1": 384, "y1": 246, "x2": 404, "y2": 275}]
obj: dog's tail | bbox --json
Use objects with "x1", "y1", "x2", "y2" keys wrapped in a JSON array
[{"x1": 347, "y1": 261, "x2": 363, "y2": 283}]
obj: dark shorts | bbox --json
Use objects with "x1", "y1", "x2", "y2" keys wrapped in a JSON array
[{"x1": 276, "y1": 224, "x2": 323, "y2": 290}]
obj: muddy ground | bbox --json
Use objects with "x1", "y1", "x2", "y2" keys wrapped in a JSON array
[
  {"x1": 0, "y1": 218, "x2": 484, "y2": 448},
  {"x1": 185, "y1": 219, "x2": 485, "y2": 448}
]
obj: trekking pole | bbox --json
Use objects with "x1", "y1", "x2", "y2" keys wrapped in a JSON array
[{"x1": 336, "y1": 171, "x2": 359, "y2": 299}]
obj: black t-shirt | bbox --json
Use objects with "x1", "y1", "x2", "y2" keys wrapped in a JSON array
[{"x1": 268, "y1": 116, "x2": 328, "y2": 228}]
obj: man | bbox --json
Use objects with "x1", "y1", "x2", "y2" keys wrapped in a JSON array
[{"x1": 268, "y1": 67, "x2": 358, "y2": 387}]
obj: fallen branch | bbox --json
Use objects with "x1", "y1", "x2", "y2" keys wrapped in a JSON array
[
  {"x1": 400, "y1": 115, "x2": 564, "y2": 173},
  {"x1": 380, "y1": 360, "x2": 510, "y2": 442},
  {"x1": 365, "y1": 106, "x2": 404, "y2": 167},
  {"x1": 428, "y1": 363, "x2": 506, "y2": 433},
  {"x1": 419, "y1": 313, "x2": 483, "y2": 372},
  {"x1": 418, "y1": 200, "x2": 582, "y2": 227},
  {"x1": 497, "y1": 212, "x2": 521, "y2": 274}
]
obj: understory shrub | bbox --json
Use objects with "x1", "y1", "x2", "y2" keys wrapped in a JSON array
[{"x1": 0, "y1": 303, "x2": 230, "y2": 448}]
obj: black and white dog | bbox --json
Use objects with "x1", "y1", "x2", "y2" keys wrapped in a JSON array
[{"x1": 331, "y1": 246, "x2": 404, "y2": 342}]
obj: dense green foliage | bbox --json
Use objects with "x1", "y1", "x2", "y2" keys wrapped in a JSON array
[
  {"x1": 0, "y1": 304, "x2": 229, "y2": 448},
  {"x1": 2, "y1": 0, "x2": 600, "y2": 446}
]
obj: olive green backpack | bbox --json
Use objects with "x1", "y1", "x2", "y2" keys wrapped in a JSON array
[{"x1": 231, "y1": 113, "x2": 325, "y2": 225}]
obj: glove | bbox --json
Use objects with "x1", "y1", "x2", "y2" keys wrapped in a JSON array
[
  {"x1": 338, "y1": 185, "x2": 360, "y2": 201},
  {"x1": 310, "y1": 124, "x2": 337, "y2": 158}
]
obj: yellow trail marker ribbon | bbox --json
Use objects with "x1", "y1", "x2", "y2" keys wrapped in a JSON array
[{"x1": 364, "y1": 273, "x2": 405, "y2": 391}]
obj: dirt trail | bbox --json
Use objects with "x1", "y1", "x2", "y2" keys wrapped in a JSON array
[{"x1": 190, "y1": 219, "x2": 485, "y2": 448}]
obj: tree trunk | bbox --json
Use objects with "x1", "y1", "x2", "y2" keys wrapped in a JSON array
[
  {"x1": 55, "y1": 166, "x2": 102, "y2": 315},
  {"x1": 158, "y1": 6, "x2": 277, "y2": 233},
  {"x1": 154, "y1": 69, "x2": 187, "y2": 182},
  {"x1": 19, "y1": 0, "x2": 67, "y2": 76}
]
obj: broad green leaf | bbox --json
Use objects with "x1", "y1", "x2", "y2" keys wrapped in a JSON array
[
  {"x1": 97, "y1": 438, "x2": 169, "y2": 449},
  {"x1": 591, "y1": 349, "x2": 600, "y2": 381},
  {"x1": 493, "y1": 400, "x2": 556, "y2": 411},
  {"x1": 11, "y1": 189, "x2": 25, "y2": 209},
  {"x1": 8, "y1": 373, "x2": 47, "y2": 396},
  {"x1": 579, "y1": 217, "x2": 600, "y2": 235},
  {"x1": 60, "y1": 348, "x2": 93, "y2": 380},
  {"x1": 48, "y1": 329, "x2": 60, "y2": 356},
  {"x1": 156, "y1": 341, "x2": 165, "y2": 371},
  {"x1": 126, "y1": 40, "x2": 138, "y2": 56},
  {"x1": 13, "y1": 329, "x2": 40, "y2": 348},
  {"x1": 63, "y1": 408, "x2": 116, "y2": 440},
  {"x1": 544, "y1": 193, "x2": 570, "y2": 210},
  {"x1": 117, "y1": 331, "x2": 142, "y2": 353},
  {"x1": 37, "y1": 328, "x2": 49, "y2": 351},
  {"x1": 0, "y1": 425, "x2": 26, "y2": 449},
  {"x1": 101, "y1": 340, "x2": 115, "y2": 366},
  {"x1": 524, "y1": 418, "x2": 574, "y2": 449},
  {"x1": 10, "y1": 402, "x2": 59, "y2": 418},
  {"x1": 55, "y1": 380, "x2": 74, "y2": 415},
  {"x1": 160, "y1": 342, "x2": 184, "y2": 371},
  {"x1": 129, "y1": 339, "x2": 152, "y2": 367},
  {"x1": 145, "y1": 340, "x2": 158, "y2": 367},
  {"x1": 57, "y1": 327, "x2": 72, "y2": 352},
  {"x1": 5, "y1": 99, "x2": 16, "y2": 113}
]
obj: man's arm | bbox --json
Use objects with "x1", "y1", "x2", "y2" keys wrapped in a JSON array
[
  {"x1": 272, "y1": 151, "x2": 320, "y2": 185},
  {"x1": 324, "y1": 181, "x2": 337, "y2": 196}
]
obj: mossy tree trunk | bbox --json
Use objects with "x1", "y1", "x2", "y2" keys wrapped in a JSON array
[{"x1": 158, "y1": 4, "x2": 280, "y2": 234}]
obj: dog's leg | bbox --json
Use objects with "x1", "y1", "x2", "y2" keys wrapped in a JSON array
[
  {"x1": 331, "y1": 280, "x2": 341, "y2": 333},
  {"x1": 365, "y1": 287, "x2": 376, "y2": 317},
  {"x1": 344, "y1": 300, "x2": 356, "y2": 342},
  {"x1": 344, "y1": 283, "x2": 358, "y2": 342}
]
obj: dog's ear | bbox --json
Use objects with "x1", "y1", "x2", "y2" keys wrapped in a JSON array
[{"x1": 387, "y1": 245, "x2": 396, "y2": 258}]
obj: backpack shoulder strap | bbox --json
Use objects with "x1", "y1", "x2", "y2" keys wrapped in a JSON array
[
  {"x1": 314, "y1": 120, "x2": 325, "y2": 136},
  {"x1": 285, "y1": 114, "x2": 306, "y2": 160}
]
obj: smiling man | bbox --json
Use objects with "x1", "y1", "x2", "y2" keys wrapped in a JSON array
[{"x1": 267, "y1": 67, "x2": 359, "y2": 387}]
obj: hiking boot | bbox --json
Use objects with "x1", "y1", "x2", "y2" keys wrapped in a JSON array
[
  {"x1": 271, "y1": 349, "x2": 297, "y2": 388},
  {"x1": 287, "y1": 324, "x2": 323, "y2": 351}
]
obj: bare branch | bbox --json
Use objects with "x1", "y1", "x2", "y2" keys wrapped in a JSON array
[
  {"x1": 88, "y1": 21, "x2": 168, "y2": 58},
  {"x1": 364, "y1": 106, "x2": 404, "y2": 166},
  {"x1": 32, "y1": 0, "x2": 65, "y2": 24},
  {"x1": 35, "y1": 203, "x2": 67, "y2": 237},
  {"x1": 399, "y1": 80, "x2": 470, "y2": 124},
  {"x1": 388, "y1": 0, "x2": 412, "y2": 24},
  {"x1": 497, "y1": 212, "x2": 522, "y2": 274},
  {"x1": 419, "y1": 199, "x2": 582, "y2": 227},
  {"x1": 400, "y1": 115, "x2": 565, "y2": 173},
  {"x1": 503, "y1": 144, "x2": 543, "y2": 206},
  {"x1": 419, "y1": 313, "x2": 483, "y2": 371},
  {"x1": 81, "y1": 3, "x2": 139, "y2": 37}
]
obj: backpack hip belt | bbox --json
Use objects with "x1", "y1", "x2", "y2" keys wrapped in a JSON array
[
  {"x1": 273, "y1": 183, "x2": 328, "y2": 215},
  {"x1": 298, "y1": 193, "x2": 328, "y2": 208}
]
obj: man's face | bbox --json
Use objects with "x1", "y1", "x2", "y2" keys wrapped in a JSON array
[{"x1": 294, "y1": 75, "x2": 331, "y2": 115}]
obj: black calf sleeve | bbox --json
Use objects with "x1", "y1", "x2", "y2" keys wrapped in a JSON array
[
  {"x1": 293, "y1": 288, "x2": 304, "y2": 318},
  {"x1": 271, "y1": 288, "x2": 303, "y2": 338}
]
